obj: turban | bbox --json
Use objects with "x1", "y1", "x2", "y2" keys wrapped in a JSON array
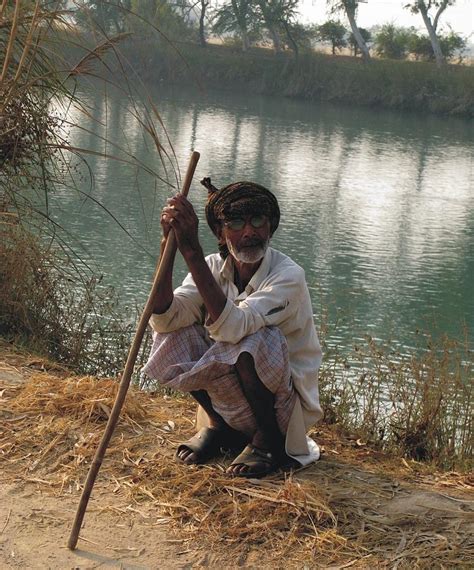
[{"x1": 200, "y1": 178, "x2": 280, "y2": 238}]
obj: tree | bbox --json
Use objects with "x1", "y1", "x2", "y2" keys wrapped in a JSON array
[
  {"x1": 126, "y1": 0, "x2": 193, "y2": 40},
  {"x1": 348, "y1": 26, "x2": 370, "y2": 57},
  {"x1": 408, "y1": 29, "x2": 466, "y2": 61},
  {"x1": 374, "y1": 24, "x2": 413, "y2": 60},
  {"x1": 281, "y1": 22, "x2": 314, "y2": 55},
  {"x1": 75, "y1": 0, "x2": 131, "y2": 33},
  {"x1": 197, "y1": 0, "x2": 210, "y2": 47},
  {"x1": 212, "y1": 0, "x2": 259, "y2": 52},
  {"x1": 404, "y1": 0, "x2": 456, "y2": 66},
  {"x1": 255, "y1": 0, "x2": 300, "y2": 53},
  {"x1": 316, "y1": 20, "x2": 347, "y2": 55},
  {"x1": 328, "y1": 0, "x2": 370, "y2": 61}
]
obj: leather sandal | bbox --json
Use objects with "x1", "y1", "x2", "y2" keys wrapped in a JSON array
[
  {"x1": 176, "y1": 426, "x2": 247, "y2": 465},
  {"x1": 176, "y1": 427, "x2": 224, "y2": 464},
  {"x1": 227, "y1": 444, "x2": 280, "y2": 478}
]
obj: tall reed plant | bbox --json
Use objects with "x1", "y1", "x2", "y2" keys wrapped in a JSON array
[{"x1": 0, "y1": 2, "x2": 175, "y2": 375}]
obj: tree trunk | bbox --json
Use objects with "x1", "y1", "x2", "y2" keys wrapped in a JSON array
[
  {"x1": 419, "y1": 6, "x2": 445, "y2": 66},
  {"x1": 269, "y1": 25, "x2": 282, "y2": 52},
  {"x1": 241, "y1": 28, "x2": 250, "y2": 52},
  {"x1": 282, "y1": 19, "x2": 298, "y2": 59},
  {"x1": 232, "y1": 0, "x2": 250, "y2": 52},
  {"x1": 257, "y1": 1, "x2": 282, "y2": 52},
  {"x1": 199, "y1": 0, "x2": 208, "y2": 47},
  {"x1": 345, "y1": 9, "x2": 370, "y2": 62}
]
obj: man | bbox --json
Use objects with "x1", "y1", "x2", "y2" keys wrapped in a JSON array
[{"x1": 143, "y1": 179, "x2": 323, "y2": 477}]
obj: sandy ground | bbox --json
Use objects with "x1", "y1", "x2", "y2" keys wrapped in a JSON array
[
  {"x1": 1, "y1": 343, "x2": 473, "y2": 569},
  {"x1": 0, "y1": 360, "x2": 205, "y2": 569},
  {"x1": 0, "y1": 481, "x2": 203, "y2": 569}
]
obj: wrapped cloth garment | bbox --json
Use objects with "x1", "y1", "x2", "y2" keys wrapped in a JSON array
[{"x1": 143, "y1": 324, "x2": 320, "y2": 465}]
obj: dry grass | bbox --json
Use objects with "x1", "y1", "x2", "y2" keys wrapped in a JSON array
[
  {"x1": 319, "y1": 332, "x2": 473, "y2": 471},
  {"x1": 1, "y1": 344, "x2": 472, "y2": 568}
]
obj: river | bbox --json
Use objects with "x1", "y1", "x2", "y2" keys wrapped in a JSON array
[{"x1": 52, "y1": 83, "x2": 473, "y2": 354}]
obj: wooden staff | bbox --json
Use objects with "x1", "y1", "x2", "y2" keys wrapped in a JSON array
[{"x1": 67, "y1": 151, "x2": 200, "y2": 550}]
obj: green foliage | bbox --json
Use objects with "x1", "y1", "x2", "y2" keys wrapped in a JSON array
[
  {"x1": 130, "y1": 41, "x2": 474, "y2": 117},
  {"x1": 374, "y1": 24, "x2": 415, "y2": 60},
  {"x1": 255, "y1": 0, "x2": 299, "y2": 51},
  {"x1": 316, "y1": 20, "x2": 348, "y2": 55},
  {"x1": 403, "y1": 0, "x2": 458, "y2": 64},
  {"x1": 211, "y1": 0, "x2": 260, "y2": 50},
  {"x1": 328, "y1": 0, "x2": 361, "y2": 18},
  {"x1": 404, "y1": 0, "x2": 456, "y2": 20},
  {"x1": 409, "y1": 30, "x2": 466, "y2": 61},
  {"x1": 128, "y1": 0, "x2": 194, "y2": 39},
  {"x1": 75, "y1": 0, "x2": 131, "y2": 33},
  {"x1": 283, "y1": 22, "x2": 314, "y2": 53},
  {"x1": 74, "y1": 0, "x2": 195, "y2": 40},
  {"x1": 348, "y1": 27, "x2": 370, "y2": 56}
]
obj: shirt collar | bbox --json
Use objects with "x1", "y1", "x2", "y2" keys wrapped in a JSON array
[{"x1": 219, "y1": 247, "x2": 273, "y2": 294}]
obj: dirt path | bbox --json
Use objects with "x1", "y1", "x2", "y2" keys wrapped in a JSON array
[
  {"x1": 0, "y1": 481, "x2": 203, "y2": 569},
  {"x1": 1, "y1": 343, "x2": 473, "y2": 568},
  {"x1": 0, "y1": 363, "x2": 202, "y2": 569}
]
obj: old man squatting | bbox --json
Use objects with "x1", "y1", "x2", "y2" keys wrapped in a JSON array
[{"x1": 143, "y1": 179, "x2": 323, "y2": 477}]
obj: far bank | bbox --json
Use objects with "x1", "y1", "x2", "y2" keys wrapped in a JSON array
[{"x1": 119, "y1": 40, "x2": 474, "y2": 118}]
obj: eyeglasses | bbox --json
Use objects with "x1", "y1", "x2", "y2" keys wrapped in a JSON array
[{"x1": 222, "y1": 215, "x2": 268, "y2": 231}]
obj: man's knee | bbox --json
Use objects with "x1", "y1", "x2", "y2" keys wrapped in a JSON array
[
  {"x1": 235, "y1": 351, "x2": 257, "y2": 386},
  {"x1": 235, "y1": 351, "x2": 274, "y2": 404}
]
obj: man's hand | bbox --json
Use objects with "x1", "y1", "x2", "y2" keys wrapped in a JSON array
[
  {"x1": 161, "y1": 194, "x2": 226, "y2": 324},
  {"x1": 161, "y1": 195, "x2": 202, "y2": 259}
]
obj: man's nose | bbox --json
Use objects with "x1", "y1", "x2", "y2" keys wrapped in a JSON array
[{"x1": 241, "y1": 220, "x2": 257, "y2": 235}]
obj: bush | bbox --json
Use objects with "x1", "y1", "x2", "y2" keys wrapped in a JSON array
[
  {"x1": 374, "y1": 24, "x2": 415, "y2": 60},
  {"x1": 408, "y1": 31, "x2": 467, "y2": 62},
  {"x1": 316, "y1": 20, "x2": 348, "y2": 55}
]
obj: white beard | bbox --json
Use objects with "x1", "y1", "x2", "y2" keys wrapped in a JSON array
[{"x1": 226, "y1": 237, "x2": 269, "y2": 264}]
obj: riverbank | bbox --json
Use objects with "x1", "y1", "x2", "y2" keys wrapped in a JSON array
[
  {"x1": 1, "y1": 340, "x2": 472, "y2": 568},
  {"x1": 118, "y1": 40, "x2": 474, "y2": 118}
]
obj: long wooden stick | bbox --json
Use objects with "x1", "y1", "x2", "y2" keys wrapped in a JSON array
[{"x1": 67, "y1": 150, "x2": 200, "y2": 550}]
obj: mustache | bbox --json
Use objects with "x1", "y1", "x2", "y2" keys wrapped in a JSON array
[{"x1": 240, "y1": 238, "x2": 264, "y2": 247}]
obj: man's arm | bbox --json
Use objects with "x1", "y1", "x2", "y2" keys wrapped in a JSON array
[
  {"x1": 160, "y1": 194, "x2": 226, "y2": 324},
  {"x1": 152, "y1": 237, "x2": 177, "y2": 314}
]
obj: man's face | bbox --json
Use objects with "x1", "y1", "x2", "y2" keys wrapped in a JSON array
[{"x1": 219, "y1": 212, "x2": 271, "y2": 264}]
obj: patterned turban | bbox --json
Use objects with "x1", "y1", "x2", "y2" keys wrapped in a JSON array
[{"x1": 200, "y1": 178, "x2": 280, "y2": 238}]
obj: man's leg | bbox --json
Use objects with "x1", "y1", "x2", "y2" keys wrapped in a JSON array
[
  {"x1": 177, "y1": 389, "x2": 248, "y2": 464},
  {"x1": 177, "y1": 390, "x2": 225, "y2": 463},
  {"x1": 228, "y1": 351, "x2": 289, "y2": 476}
]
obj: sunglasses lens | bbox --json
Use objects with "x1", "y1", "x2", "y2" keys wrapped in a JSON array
[
  {"x1": 224, "y1": 216, "x2": 267, "y2": 230},
  {"x1": 227, "y1": 219, "x2": 245, "y2": 230},
  {"x1": 251, "y1": 216, "x2": 266, "y2": 228}
]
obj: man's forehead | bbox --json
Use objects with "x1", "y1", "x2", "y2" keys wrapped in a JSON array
[{"x1": 223, "y1": 198, "x2": 265, "y2": 219}]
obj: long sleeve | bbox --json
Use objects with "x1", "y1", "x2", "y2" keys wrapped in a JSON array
[{"x1": 207, "y1": 264, "x2": 305, "y2": 344}]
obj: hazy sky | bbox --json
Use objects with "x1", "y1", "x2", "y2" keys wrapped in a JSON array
[{"x1": 298, "y1": 0, "x2": 474, "y2": 37}]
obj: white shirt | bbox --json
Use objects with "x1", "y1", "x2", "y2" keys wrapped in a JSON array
[{"x1": 150, "y1": 247, "x2": 323, "y2": 459}]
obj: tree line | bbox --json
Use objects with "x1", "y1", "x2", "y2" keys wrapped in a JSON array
[{"x1": 73, "y1": 1, "x2": 468, "y2": 66}]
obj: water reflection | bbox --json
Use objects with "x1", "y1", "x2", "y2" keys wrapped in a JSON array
[{"x1": 53, "y1": 84, "x2": 473, "y2": 351}]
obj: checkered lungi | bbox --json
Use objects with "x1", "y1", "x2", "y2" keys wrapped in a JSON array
[{"x1": 142, "y1": 325, "x2": 296, "y2": 437}]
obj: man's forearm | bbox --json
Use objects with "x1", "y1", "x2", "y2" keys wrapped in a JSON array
[
  {"x1": 152, "y1": 238, "x2": 176, "y2": 314},
  {"x1": 183, "y1": 247, "x2": 227, "y2": 324}
]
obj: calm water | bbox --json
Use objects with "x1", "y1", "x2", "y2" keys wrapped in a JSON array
[{"x1": 52, "y1": 84, "x2": 473, "y2": 352}]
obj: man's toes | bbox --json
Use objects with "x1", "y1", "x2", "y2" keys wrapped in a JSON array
[
  {"x1": 226, "y1": 463, "x2": 248, "y2": 475},
  {"x1": 177, "y1": 447, "x2": 197, "y2": 463}
]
